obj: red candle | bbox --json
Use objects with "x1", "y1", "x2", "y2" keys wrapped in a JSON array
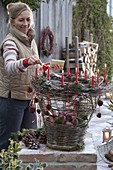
[
  {"x1": 47, "y1": 66, "x2": 50, "y2": 79},
  {"x1": 68, "y1": 67, "x2": 70, "y2": 77},
  {"x1": 97, "y1": 69, "x2": 100, "y2": 85},
  {"x1": 47, "y1": 92, "x2": 50, "y2": 104},
  {"x1": 61, "y1": 70, "x2": 64, "y2": 86},
  {"x1": 35, "y1": 67, "x2": 39, "y2": 76},
  {"x1": 104, "y1": 64, "x2": 107, "y2": 84},
  {"x1": 75, "y1": 65, "x2": 78, "y2": 83},
  {"x1": 74, "y1": 98, "x2": 76, "y2": 115},
  {"x1": 84, "y1": 69, "x2": 88, "y2": 79},
  {"x1": 92, "y1": 75, "x2": 94, "y2": 87}
]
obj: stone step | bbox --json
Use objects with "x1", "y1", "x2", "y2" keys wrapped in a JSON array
[
  {"x1": 20, "y1": 151, "x2": 97, "y2": 163},
  {"x1": 19, "y1": 139, "x2": 97, "y2": 170},
  {"x1": 22, "y1": 162, "x2": 97, "y2": 170}
]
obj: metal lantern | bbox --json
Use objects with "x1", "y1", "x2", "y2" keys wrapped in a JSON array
[
  {"x1": 105, "y1": 91, "x2": 112, "y2": 99},
  {"x1": 102, "y1": 127, "x2": 112, "y2": 143}
]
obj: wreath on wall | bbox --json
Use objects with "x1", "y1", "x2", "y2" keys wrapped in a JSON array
[{"x1": 40, "y1": 26, "x2": 54, "y2": 57}]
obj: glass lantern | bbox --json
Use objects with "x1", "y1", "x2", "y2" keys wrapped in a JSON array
[{"x1": 102, "y1": 127, "x2": 112, "y2": 143}]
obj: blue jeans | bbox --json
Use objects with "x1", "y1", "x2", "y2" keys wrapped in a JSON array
[{"x1": 0, "y1": 97, "x2": 37, "y2": 151}]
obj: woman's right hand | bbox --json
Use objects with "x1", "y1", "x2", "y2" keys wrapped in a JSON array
[{"x1": 28, "y1": 55, "x2": 43, "y2": 66}]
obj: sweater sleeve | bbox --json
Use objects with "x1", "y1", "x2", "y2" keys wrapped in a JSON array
[{"x1": 2, "y1": 40, "x2": 28, "y2": 74}]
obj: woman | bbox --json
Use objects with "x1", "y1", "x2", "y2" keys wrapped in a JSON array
[{"x1": 0, "y1": 2, "x2": 43, "y2": 151}]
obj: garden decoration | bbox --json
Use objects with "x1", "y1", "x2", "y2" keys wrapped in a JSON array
[
  {"x1": 10, "y1": 128, "x2": 47, "y2": 150},
  {"x1": 97, "y1": 137, "x2": 113, "y2": 169},
  {"x1": 30, "y1": 63, "x2": 109, "y2": 151},
  {"x1": 40, "y1": 26, "x2": 54, "y2": 57}
]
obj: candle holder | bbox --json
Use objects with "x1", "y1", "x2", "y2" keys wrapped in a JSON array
[{"x1": 102, "y1": 127, "x2": 112, "y2": 143}]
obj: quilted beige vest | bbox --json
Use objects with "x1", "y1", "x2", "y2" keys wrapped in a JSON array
[{"x1": 0, "y1": 27, "x2": 38, "y2": 100}]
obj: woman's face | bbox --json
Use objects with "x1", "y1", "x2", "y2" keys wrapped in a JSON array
[{"x1": 13, "y1": 10, "x2": 31, "y2": 34}]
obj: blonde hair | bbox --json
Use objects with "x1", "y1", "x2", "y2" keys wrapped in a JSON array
[{"x1": 6, "y1": 2, "x2": 34, "y2": 26}]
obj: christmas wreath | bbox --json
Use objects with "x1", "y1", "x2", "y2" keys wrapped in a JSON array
[{"x1": 40, "y1": 26, "x2": 54, "y2": 57}]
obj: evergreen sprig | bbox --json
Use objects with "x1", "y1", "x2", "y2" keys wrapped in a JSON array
[
  {"x1": 2, "y1": 0, "x2": 42, "y2": 10},
  {"x1": 0, "y1": 139, "x2": 47, "y2": 169}
]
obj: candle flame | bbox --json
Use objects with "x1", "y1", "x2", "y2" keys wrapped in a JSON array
[{"x1": 104, "y1": 132, "x2": 110, "y2": 140}]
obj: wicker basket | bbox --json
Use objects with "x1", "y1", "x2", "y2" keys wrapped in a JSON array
[
  {"x1": 44, "y1": 118, "x2": 87, "y2": 151},
  {"x1": 31, "y1": 73, "x2": 106, "y2": 151}
]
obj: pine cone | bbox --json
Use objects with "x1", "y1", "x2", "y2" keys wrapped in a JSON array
[
  {"x1": 96, "y1": 112, "x2": 101, "y2": 118},
  {"x1": 39, "y1": 132, "x2": 47, "y2": 144},
  {"x1": 27, "y1": 138, "x2": 40, "y2": 149},
  {"x1": 97, "y1": 100, "x2": 103, "y2": 106}
]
